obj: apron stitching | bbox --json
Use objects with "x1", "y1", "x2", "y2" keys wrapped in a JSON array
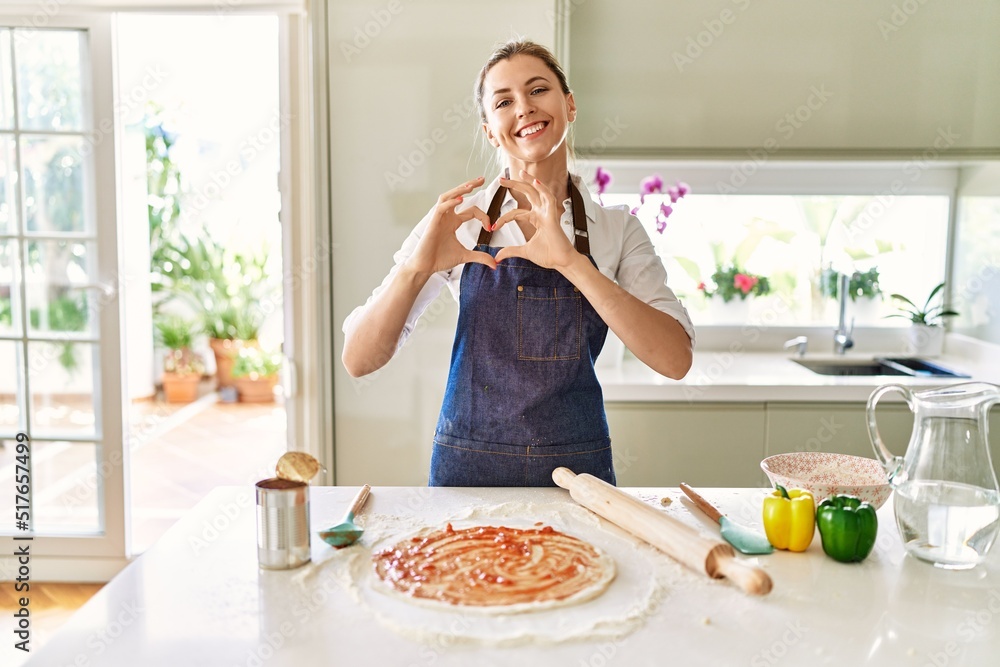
[{"x1": 553, "y1": 287, "x2": 559, "y2": 359}]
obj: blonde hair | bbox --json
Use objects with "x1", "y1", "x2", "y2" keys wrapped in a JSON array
[{"x1": 473, "y1": 39, "x2": 575, "y2": 171}]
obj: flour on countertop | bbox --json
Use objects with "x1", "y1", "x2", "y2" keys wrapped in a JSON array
[{"x1": 295, "y1": 500, "x2": 712, "y2": 647}]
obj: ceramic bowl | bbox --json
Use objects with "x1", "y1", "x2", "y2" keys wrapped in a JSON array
[{"x1": 760, "y1": 452, "x2": 892, "y2": 509}]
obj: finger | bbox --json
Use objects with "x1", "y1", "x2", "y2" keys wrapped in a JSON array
[
  {"x1": 491, "y1": 209, "x2": 532, "y2": 234},
  {"x1": 499, "y1": 173, "x2": 540, "y2": 207},
  {"x1": 463, "y1": 249, "x2": 498, "y2": 270},
  {"x1": 436, "y1": 196, "x2": 464, "y2": 213},
  {"x1": 455, "y1": 205, "x2": 491, "y2": 231},
  {"x1": 518, "y1": 169, "x2": 555, "y2": 206},
  {"x1": 495, "y1": 245, "x2": 527, "y2": 263},
  {"x1": 438, "y1": 176, "x2": 485, "y2": 203}
]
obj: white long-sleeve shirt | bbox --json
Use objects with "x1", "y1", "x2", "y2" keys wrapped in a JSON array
[{"x1": 343, "y1": 174, "x2": 696, "y2": 352}]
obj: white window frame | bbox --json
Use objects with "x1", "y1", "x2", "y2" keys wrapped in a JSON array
[{"x1": 0, "y1": 13, "x2": 128, "y2": 582}]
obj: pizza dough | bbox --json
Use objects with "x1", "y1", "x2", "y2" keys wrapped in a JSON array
[{"x1": 372, "y1": 523, "x2": 616, "y2": 613}]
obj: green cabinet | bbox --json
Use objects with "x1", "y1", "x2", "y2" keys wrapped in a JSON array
[
  {"x1": 607, "y1": 401, "x2": 1000, "y2": 488},
  {"x1": 606, "y1": 403, "x2": 766, "y2": 487}
]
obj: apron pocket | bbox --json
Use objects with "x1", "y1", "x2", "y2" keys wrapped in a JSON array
[{"x1": 516, "y1": 285, "x2": 582, "y2": 360}]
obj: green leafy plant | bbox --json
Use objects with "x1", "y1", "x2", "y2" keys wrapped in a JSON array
[
  {"x1": 886, "y1": 282, "x2": 959, "y2": 326},
  {"x1": 231, "y1": 346, "x2": 283, "y2": 380},
  {"x1": 154, "y1": 314, "x2": 205, "y2": 375},
  {"x1": 823, "y1": 267, "x2": 882, "y2": 301},
  {"x1": 698, "y1": 264, "x2": 771, "y2": 303}
]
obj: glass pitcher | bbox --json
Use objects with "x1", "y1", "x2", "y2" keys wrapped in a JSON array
[{"x1": 868, "y1": 382, "x2": 1000, "y2": 569}]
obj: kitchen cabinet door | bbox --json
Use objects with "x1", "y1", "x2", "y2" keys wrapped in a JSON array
[
  {"x1": 764, "y1": 402, "x2": 915, "y2": 468},
  {"x1": 605, "y1": 403, "x2": 766, "y2": 487}
]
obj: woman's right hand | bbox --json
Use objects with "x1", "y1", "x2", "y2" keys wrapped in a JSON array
[{"x1": 405, "y1": 177, "x2": 496, "y2": 275}]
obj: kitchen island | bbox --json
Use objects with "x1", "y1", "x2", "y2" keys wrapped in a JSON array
[{"x1": 24, "y1": 485, "x2": 1000, "y2": 666}]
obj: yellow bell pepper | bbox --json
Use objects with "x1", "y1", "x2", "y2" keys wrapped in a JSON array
[{"x1": 762, "y1": 485, "x2": 816, "y2": 552}]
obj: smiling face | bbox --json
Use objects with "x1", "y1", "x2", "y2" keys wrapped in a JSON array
[{"x1": 480, "y1": 54, "x2": 576, "y2": 169}]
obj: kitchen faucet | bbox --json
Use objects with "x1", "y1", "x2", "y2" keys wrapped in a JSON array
[{"x1": 834, "y1": 273, "x2": 855, "y2": 355}]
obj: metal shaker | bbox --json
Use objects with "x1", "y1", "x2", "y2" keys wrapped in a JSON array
[{"x1": 256, "y1": 477, "x2": 311, "y2": 569}]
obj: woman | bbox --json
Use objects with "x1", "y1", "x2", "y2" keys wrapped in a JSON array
[{"x1": 342, "y1": 40, "x2": 694, "y2": 487}]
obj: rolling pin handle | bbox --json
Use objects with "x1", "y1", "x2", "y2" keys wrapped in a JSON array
[
  {"x1": 711, "y1": 552, "x2": 773, "y2": 596},
  {"x1": 551, "y1": 467, "x2": 577, "y2": 490}
]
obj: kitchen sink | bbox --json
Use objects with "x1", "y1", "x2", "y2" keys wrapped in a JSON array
[{"x1": 792, "y1": 357, "x2": 970, "y2": 378}]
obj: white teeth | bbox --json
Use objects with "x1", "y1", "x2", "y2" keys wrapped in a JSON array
[{"x1": 518, "y1": 122, "x2": 546, "y2": 137}]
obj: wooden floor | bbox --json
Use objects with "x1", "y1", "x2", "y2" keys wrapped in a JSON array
[{"x1": 0, "y1": 583, "x2": 103, "y2": 662}]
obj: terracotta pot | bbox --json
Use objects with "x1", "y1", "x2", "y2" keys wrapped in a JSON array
[
  {"x1": 209, "y1": 338, "x2": 258, "y2": 388},
  {"x1": 162, "y1": 372, "x2": 201, "y2": 404},
  {"x1": 233, "y1": 375, "x2": 278, "y2": 403}
]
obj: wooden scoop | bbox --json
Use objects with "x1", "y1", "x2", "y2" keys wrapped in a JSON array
[{"x1": 552, "y1": 468, "x2": 772, "y2": 596}]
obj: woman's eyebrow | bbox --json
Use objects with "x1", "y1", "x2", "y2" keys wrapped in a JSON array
[{"x1": 491, "y1": 75, "x2": 550, "y2": 98}]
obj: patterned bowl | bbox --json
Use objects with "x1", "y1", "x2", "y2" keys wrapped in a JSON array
[{"x1": 760, "y1": 452, "x2": 892, "y2": 509}]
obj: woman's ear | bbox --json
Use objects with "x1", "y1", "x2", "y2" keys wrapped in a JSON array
[
  {"x1": 482, "y1": 122, "x2": 500, "y2": 148},
  {"x1": 567, "y1": 92, "x2": 577, "y2": 122}
]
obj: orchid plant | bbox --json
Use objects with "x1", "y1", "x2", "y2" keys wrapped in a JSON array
[{"x1": 593, "y1": 167, "x2": 689, "y2": 233}]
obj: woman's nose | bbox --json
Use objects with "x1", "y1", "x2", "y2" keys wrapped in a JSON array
[{"x1": 515, "y1": 96, "x2": 536, "y2": 117}]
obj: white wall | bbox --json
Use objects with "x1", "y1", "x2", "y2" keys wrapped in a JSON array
[{"x1": 328, "y1": 1, "x2": 559, "y2": 485}]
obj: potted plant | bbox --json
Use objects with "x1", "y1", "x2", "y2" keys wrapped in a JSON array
[
  {"x1": 231, "y1": 346, "x2": 283, "y2": 403},
  {"x1": 824, "y1": 267, "x2": 883, "y2": 323},
  {"x1": 154, "y1": 314, "x2": 206, "y2": 403},
  {"x1": 886, "y1": 282, "x2": 959, "y2": 357},
  {"x1": 152, "y1": 230, "x2": 273, "y2": 389},
  {"x1": 698, "y1": 264, "x2": 771, "y2": 323}
]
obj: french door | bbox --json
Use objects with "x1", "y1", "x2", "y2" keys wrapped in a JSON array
[{"x1": 0, "y1": 14, "x2": 127, "y2": 579}]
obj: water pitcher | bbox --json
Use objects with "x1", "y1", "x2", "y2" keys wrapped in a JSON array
[{"x1": 868, "y1": 382, "x2": 1000, "y2": 569}]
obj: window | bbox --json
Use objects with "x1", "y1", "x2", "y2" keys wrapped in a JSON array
[{"x1": 587, "y1": 162, "x2": 954, "y2": 327}]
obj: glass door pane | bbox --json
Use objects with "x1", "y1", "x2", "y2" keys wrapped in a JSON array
[{"x1": 0, "y1": 15, "x2": 125, "y2": 563}]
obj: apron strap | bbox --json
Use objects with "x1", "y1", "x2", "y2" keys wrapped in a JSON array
[{"x1": 476, "y1": 170, "x2": 590, "y2": 253}]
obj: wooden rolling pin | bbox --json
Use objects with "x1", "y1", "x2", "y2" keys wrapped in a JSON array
[{"x1": 552, "y1": 468, "x2": 772, "y2": 596}]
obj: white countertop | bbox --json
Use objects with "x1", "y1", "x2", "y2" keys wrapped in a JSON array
[
  {"x1": 23, "y1": 485, "x2": 1000, "y2": 666},
  {"x1": 598, "y1": 333, "x2": 999, "y2": 402}
]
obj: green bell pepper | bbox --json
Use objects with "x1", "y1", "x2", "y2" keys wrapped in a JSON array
[{"x1": 816, "y1": 495, "x2": 878, "y2": 563}]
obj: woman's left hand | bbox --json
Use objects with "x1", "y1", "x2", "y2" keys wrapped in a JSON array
[{"x1": 493, "y1": 170, "x2": 577, "y2": 270}]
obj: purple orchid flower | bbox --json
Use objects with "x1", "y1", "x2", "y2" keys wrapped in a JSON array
[
  {"x1": 595, "y1": 167, "x2": 612, "y2": 194},
  {"x1": 639, "y1": 174, "x2": 663, "y2": 204}
]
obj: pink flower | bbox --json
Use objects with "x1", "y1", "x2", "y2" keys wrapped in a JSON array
[
  {"x1": 697, "y1": 282, "x2": 706, "y2": 291},
  {"x1": 656, "y1": 218, "x2": 667, "y2": 234},
  {"x1": 734, "y1": 273, "x2": 759, "y2": 294},
  {"x1": 659, "y1": 203, "x2": 673, "y2": 218},
  {"x1": 676, "y1": 181, "x2": 690, "y2": 197},
  {"x1": 630, "y1": 206, "x2": 640, "y2": 215}
]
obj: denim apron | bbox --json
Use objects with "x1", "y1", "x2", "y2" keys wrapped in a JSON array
[{"x1": 430, "y1": 175, "x2": 615, "y2": 487}]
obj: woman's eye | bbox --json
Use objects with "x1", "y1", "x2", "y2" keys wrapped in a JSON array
[
  {"x1": 531, "y1": 87, "x2": 547, "y2": 95},
  {"x1": 496, "y1": 100, "x2": 510, "y2": 109}
]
